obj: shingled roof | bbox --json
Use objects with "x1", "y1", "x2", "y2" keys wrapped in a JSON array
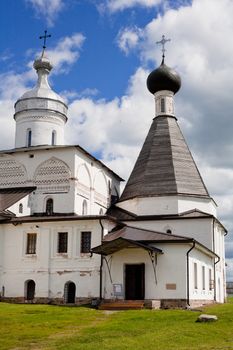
[
  {"x1": 119, "y1": 116, "x2": 209, "y2": 202},
  {"x1": 0, "y1": 187, "x2": 36, "y2": 211}
]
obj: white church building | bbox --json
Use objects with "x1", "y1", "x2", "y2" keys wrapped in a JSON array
[{"x1": 0, "y1": 45, "x2": 226, "y2": 308}]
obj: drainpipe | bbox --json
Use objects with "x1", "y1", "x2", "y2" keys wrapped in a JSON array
[
  {"x1": 186, "y1": 240, "x2": 195, "y2": 307},
  {"x1": 212, "y1": 218, "x2": 216, "y2": 300},
  {"x1": 214, "y1": 256, "x2": 220, "y2": 301},
  {"x1": 99, "y1": 219, "x2": 104, "y2": 300}
]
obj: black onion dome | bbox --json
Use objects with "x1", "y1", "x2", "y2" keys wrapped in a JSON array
[{"x1": 147, "y1": 60, "x2": 181, "y2": 95}]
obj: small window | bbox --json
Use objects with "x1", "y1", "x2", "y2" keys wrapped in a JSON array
[
  {"x1": 166, "y1": 229, "x2": 172, "y2": 234},
  {"x1": 82, "y1": 200, "x2": 87, "y2": 215},
  {"x1": 51, "y1": 130, "x2": 56, "y2": 146},
  {"x1": 26, "y1": 233, "x2": 37, "y2": 254},
  {"x1": 202, "y1": 266, "x2": 205, "y2": 290},
  {"x1": 99, "y1": 208, "x2": 104, "y2": 215},
  {"x1": 81, "y1": 231, "x2": 91, "y2": 253},
  {"x1": 57, "y1": 232, "x2": 68, "y2": 253},
  {"x1": 46, "y1": 198, "x2": 53, "y2": 215},
  {"x1": 194, "y1": 262, "x2": 198, "y2": 289},
  {"x1": 209, "y1": 269, "x2": 213, "y2": 290},
  {"x1": 19, "y1": 203, "x2": 23, "y2": 214},
  {"x1": 161, "y1": 98, "x2": 165, "y2": 113},
  {"x1": 27, "y1": 129, "x2": 32, "y2": 147}
]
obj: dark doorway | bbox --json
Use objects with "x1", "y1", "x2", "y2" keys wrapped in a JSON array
[
  {"x1": 125, "y1": 264, "x2": 145, "y2": 300},
  {"x1": 64, "y1": 281, "x2": 76, "y2": 304},
  {"x1": 25, "y1": 280, "x2": 35, "y2": 300}
]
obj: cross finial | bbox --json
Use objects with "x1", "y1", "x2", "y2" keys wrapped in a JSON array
[
  {"x1": 156, "y1": 35, "x2": 171, "y2": 60},
  {"x1": 39, "y1": 30, "x2": 51, "y2": 50}
]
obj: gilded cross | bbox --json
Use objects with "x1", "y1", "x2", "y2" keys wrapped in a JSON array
[
  {"x1": 156, "y1": 35, "x2": 171, "y2": 59},
  {"x1": 39, "y1": 30, "x2": 51, "y2": 49}
]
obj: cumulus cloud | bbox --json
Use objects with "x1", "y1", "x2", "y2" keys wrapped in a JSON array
[
  {"x1": 43, "y1": 33, "x2": 85, "y2": 74},
  {"x1": 25, "y1": 0, "x2": 64, "y2": 26},
  {"x1": 66, "y1": 67, "x2": 153, "y2": 178},
  {"x1": 117, "y1": 26, "x2": 143, "y2": 54},
  {"x1": 100, "y1": 0, "x2": 162, "y2": 12}
]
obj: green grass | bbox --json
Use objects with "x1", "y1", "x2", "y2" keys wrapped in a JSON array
[{"x1": 1, "y1": 300, "x2": 233, "y2": 350}]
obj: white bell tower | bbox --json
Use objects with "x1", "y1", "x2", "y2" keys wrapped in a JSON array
[{"x1": 14, "y1": 48, "x2": 68, "y2": 148}]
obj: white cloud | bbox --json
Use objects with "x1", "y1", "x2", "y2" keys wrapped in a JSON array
[
  {"x1": 44, "y1": 33, "x2": 85, "y2": 74},
  {"x1": 26, "y1": 0, "x2": 64, "y2": 26},
  {"x1": 66, "y1": 67, "x2": 153, "y2": 179},
  {"x1": 101, "y1": 0, "x2": 162, "y2": 12},
  {"x1": 117, "y1": 26, "x2": 143, "y2": 54}
]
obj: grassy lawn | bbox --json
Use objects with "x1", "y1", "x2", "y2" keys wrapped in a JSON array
[{"x1": 1, "y1": 300, "x2": 233, "y2": 350}]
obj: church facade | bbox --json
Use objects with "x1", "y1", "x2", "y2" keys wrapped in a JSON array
[{"x1": 0, "y1": 48, "x2": 226, "y2": 308}]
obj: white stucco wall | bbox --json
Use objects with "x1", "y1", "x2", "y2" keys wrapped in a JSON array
[
  {"x1": 127, "y1": 218, "x2": 214, "y2": 250},
  {"x1": 0, "y1": 147, "x2": 121, "y2": 216},
  {"x1": 117, "y1": 195, "x2": 217, "y2": 216},
  {"x1": 0, "y1": 219, "x2": 103, "y2": 300},
  {"x1": 102, "y1": 242, "x2": 217, "y2": 304}
]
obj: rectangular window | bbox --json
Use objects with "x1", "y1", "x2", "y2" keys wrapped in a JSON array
[
  {"x1": 209, "y1": 269, "x2": 213, "y2": 290},
  {"x1": 81, "y1": 231, "x2": 91, "y2": 253},
  {"x1": 202, "y1": 266, "x2": 205, "y2": 290},
  {"x1": 26, "y1": 233, "x2": 37, "y2": 254},
  {"x1": 194, "y1": 262, "x2": 198, "y2": 289},
  {"x1": 57, "y1": 232, "x2": 68, "y2": 253}
]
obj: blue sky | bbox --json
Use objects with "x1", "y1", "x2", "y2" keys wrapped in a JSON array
[{"x1": 1, "y1": 0, "x2": 233, "y2": 279}]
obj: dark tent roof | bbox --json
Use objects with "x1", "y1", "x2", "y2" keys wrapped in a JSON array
[{"x1": 119, "y1": 116, "x2": 209, "y2": 202}]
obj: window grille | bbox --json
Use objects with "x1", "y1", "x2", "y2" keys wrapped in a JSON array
[
  {"x1": 81, "y1": 231, "x2": 91, "y2": 253},
  {"x1": 58, "y1": 232, "x2": 68, "y2": 253},
  {"x1": 26, "y1": 233, "x2": 37, "y2": 254}
]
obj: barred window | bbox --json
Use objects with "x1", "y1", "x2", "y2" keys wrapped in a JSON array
[
  {"x1": 26, "y1": 233, "x2": 37, "y2": 254},
  {"x1": 58, "y1": 232, "x2": 68, "y2": 253},
  {"x1": 81, "y1": 231, "x2": 91, "y2": 253}
]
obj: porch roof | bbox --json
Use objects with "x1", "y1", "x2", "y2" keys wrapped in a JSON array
[{"x1": 91, "y1": 237, "x2": 163, "y2": 256}]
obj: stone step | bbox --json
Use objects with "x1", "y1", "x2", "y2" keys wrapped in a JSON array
[{"x1": 99, "y1": 300, "x2": 144, "y2": 310}]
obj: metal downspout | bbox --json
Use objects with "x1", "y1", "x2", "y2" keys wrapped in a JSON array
[
  {"x1": 99, "y1": 219, "x2": 104, "y2": 300},
  {"x1": 186, "y1": 241, "x2": 195, "y2": 306},
  {"x1": 212, "y1": 218, "x2": 217, "y2": 301}
]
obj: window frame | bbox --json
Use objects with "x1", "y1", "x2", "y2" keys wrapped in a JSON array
[{"x1": 26, "y1": 233, "x2": 37, "y2": 255}]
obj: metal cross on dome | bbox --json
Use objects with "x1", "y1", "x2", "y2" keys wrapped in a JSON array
[
  {"x1": 39, "y1": 30, "x2": 51, "y2": 50},
  {"x1": 156, "y1": 35, "x2": 171, "y2": 59}
]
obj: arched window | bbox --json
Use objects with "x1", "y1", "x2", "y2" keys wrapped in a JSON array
[
  {"x1": 51, "y1": 130, "x2": 56, "y2": 146},
  {"x1": 46, "y1": 198, "x2": 53, "y2": 215},
  {"x1": 19, "y1": 203, "x2": 23, "y2": 214},
  {"x1": 82, "y1": 200, "x2": 87, "y2": 215},
  {"x1": 161, "y1": 98, "x2": 165, "y2": 113},
  {"x1": 64, "y1": 281, "x2": 76, "y2": 304},
  {"x1": 27, "y1": 129, "x2": 32, "y2": 147},
  {"x1": 166, "y1": 229, "x2": 172, "y2": 234},
  {"x1": 25, "y1": 280, "x2": 35, "y2": 301}
]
